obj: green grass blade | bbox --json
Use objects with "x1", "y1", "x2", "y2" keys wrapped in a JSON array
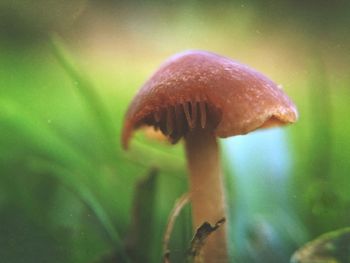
[
  {"x1": 49, "y1": 33, "x2": 117, "y2": 158},
  {"x1": 125, "y1": 168, "x2": 159, "y2": 262},
  {"x1": 31, "y1": 160, "x2": 131, "y2": 263}
]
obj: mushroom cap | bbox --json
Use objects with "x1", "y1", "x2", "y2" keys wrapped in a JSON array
[{"x1": 122, "y1": 50, "x2": 298, "y2": 149}]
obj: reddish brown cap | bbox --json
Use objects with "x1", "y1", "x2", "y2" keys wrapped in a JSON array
[{"x1": 122, "y1": 50, "x2": 298, "y2": 149}]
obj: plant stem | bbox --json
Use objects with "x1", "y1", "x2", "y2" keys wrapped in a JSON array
[{"x1": 185, "y1": 129, "x2": 229, "y2": 263}]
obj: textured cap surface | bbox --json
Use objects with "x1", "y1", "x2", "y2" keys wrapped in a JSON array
[{"x1": 122, "y1": 50, "x2": 298, "y2": 149}]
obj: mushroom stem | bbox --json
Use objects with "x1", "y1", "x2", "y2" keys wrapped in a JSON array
[{"x1": 185, "y1": 129, "x2": 229, "y2": 263}]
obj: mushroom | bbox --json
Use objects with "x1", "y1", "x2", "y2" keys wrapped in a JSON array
[{"x1": 121, "y1": 50, "x2": 298, "y2": 262}]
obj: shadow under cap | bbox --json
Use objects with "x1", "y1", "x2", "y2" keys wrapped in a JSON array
[{"x1": 122, "y1": 50, "x2": 298, "y2": 149}]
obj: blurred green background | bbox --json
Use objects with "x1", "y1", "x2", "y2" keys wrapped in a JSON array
[{"x1": 0, "y1": 1, "x2": 349, "y2": 262}]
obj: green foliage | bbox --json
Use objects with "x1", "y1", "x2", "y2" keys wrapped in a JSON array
[{"x1": 0, "y1": 36, "x2": 188, "y2": 262}]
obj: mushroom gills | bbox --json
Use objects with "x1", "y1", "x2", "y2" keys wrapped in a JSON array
[{"x1": 145, "y1": 100, "x2": 221, "y2": 143}]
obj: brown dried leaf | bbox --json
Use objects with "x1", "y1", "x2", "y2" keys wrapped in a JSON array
[
  {"x1": 188, "y1": 218, "x2": 226, "y2": 263},
  {"x1": 291, "y1": 227, "x2": 350, "y2": 263}
]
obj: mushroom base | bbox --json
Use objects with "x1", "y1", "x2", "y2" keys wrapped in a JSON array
[{"x1": 185, "y1": 129, "x2": 229, "y2": 263}]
